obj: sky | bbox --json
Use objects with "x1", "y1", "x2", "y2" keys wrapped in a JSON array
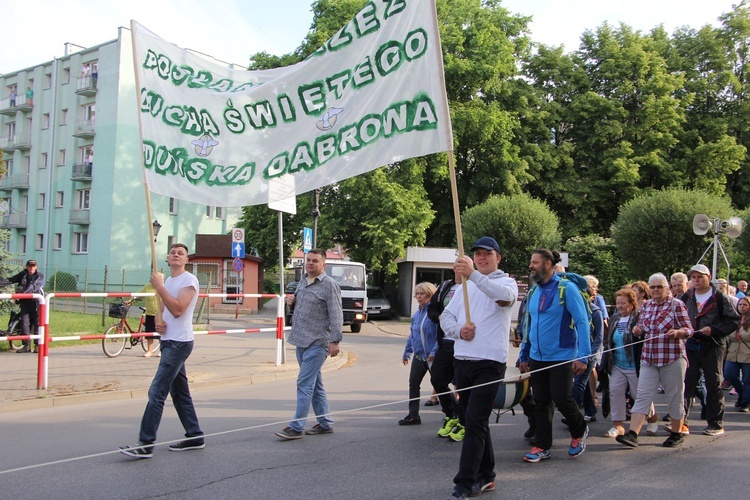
[{"x1": 0, "y1": 0, "x2": 743, "y2": 75}]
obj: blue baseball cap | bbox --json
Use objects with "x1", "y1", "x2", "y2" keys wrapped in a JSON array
[{"x1": 470, "y1": 236, "x2": 501, "y2": 254}]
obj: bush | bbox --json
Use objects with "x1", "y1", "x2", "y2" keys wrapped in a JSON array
[
  {"x1": 461, "y1": 193, "x2": 561, "y2": 277},
  {"x1": 49, "y1": 272, "x2": 78, "y2": 292},
  {"x1": 611, "y1": 188, "x2": 735, "y2": 278},
  {"x1": 564, "y1": 234, "x2": 632, "y2": 304}
]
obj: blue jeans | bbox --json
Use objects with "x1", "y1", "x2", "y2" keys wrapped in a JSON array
[
  {"x1": 724, "y1": 360, "x2": 750, "y2": 405},
  {"x1": 572, "y1": 357, "x2": 597, "y2": 417},
  {"x1": 139, "y1": 340, "x2": 203, "y2": 443},
  {"x1": 290, "y1": 344, "x2": 333, "y2": 432}
]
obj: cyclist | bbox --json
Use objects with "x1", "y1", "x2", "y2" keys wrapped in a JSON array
[{"x1": 6, "y1": 260, "x2": 45, "y2": 353}]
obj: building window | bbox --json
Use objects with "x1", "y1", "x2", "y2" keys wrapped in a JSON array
[
  {"x1": 215, "y1": 207, "x2": 223, "y2": 219},
  {"x1": 169, "y1": 197, "x2": 177, "y2": 214},
  {"x1": 62, "y1": 68, "x2": 70, "y2": 85},
  {"x1": 74, "y1": 232, "x2": 88, "y2": 253},
  {"x1": 19, "y1": 235, "x2": 26, "y2": 253},
  {"x1": 36, "y1": 233, "x2": 44, "y2": 251},
  {"x1": 60, "y1": 109, "x2": 68, "y2": 125},
  {"x1": 6, "y1": 122, "x2": 16, "y2": 138},
  {"x1": 38, "y1": 193, "x2": 46, "y2": 209},
  {"x1": 76, "y1": 189, "x2": 90, "y2": 209},
  {"x1": 44, "y1": 74, "x2": 52, "y2": 89},
  {"x1": 57, "y1": 149, "x2": 66, "y2": 166},
  {"x1": 206, "y1": 205, "x2": 212, "y2": 218},
  {"x1": 54, "y1": 233, "x2": 62, "y2": 250},
  {"x1": 167, "y1": 235, "x2": 174, "y2": 251},
  {"x1": 42, "y1": 113, "x2": 50, "y2": 129},
  {"x1": 20, "y1": 195, "x2": 28, "y2": 213},
  {"x1": 55, "y1": 191, "x2": 64, "y2": 208},
  {"x1": 41, "y1": 152, "x2": 48, "y2": 169},
  {"x1": 5, "y1": 159, "x2": 13, "y2": 176}
]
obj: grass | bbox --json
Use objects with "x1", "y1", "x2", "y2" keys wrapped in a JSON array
[{"x1": 0, "y1": 310, "x2": 116, "y2": 351}]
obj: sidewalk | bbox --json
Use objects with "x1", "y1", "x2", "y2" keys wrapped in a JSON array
[{"x1": 0, "y1": 301, "x2": 413, "y2": 413}]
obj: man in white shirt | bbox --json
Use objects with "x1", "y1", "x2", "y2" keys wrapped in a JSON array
[
  {"x1": 120, "y1": 243, "x2": 204, "y2": 458},
  {"x1": 441, "y1": 237, "x2": 518, "y2": 499}
]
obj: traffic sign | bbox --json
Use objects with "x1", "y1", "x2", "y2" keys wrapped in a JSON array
[
  {"x1": 303, "y1": 227, "x2": 313, "y2": 253},
  {"x1": 233, "y1": 242, "x2": 246, "y2": 258},
  {"x1": 232, "y1": 228, "x2": 245, "y2": 242},
  {"x1": 233, "y1": 257, "x2": 244, "y2": 273}
]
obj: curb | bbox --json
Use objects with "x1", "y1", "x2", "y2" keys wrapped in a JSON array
[{"x1": 0, "y1": 349, "x2": 350, "y2": 414}]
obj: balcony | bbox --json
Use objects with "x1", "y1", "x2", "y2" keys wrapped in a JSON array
[
  {"x1": 75, "y1": 76, "x2": 97, "y2": 96},
  {"x1": 72, "y1": 119, "x2": 95, "y2": 139},
  {"x1": 0, "y1": 134, "x2": 32, "y2": 151},
  {"x1": 0, "y1": 213, "x2": 28, "y2": 229},
  {"x1": 0, "y1": 95, "x2": 33, "y2": 116},
  {"x1": 71, "y1": 162, "x2": 93, "y2": 181},
  {"x1": 69, "y1": 209, "x2": 91, "y2": 225},
  {"x1": 0, "y1": 173, "x2": 30, "y2": 191}
]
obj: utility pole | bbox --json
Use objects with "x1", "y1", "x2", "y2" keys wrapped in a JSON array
[{"x1": 311, "y1": 189, "x2": 320, "y2": 249}]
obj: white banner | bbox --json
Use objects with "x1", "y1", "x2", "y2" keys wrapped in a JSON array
[{"x1": 131, "y1": 0, "x2": 453, "y2": 207}]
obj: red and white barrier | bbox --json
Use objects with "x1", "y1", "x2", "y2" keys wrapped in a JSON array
[{"x1": 2, "y1": 292, "x2": 287, "y2": 390}]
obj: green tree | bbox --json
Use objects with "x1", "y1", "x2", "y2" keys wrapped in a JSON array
[
  {"x1": 563, "y1": 234, "x2": 631, "y2": 303},
  {"x1": 460, "y1": 193, "x2": 560, "y2": 277},
  {"x1": 611, "y1": 188, "x2": 735, "y2": 278},
  {"x1": 0, "y1": 230, "x2": 18, "y2": 315}
]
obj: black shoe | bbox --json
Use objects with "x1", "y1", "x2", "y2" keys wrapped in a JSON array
[
  {"x1": 560, "y1": 417, "x2": 568, "y2": 426},
  {"x1": 584, "y1": 415, "x2": 597, "y2": 423},
  {"x1": 17, "y1": 345, "x2": 30, "y2": 353},
  {"x1": 425, "y1": 399, "x2": 440, "y2": 406},
  {"x1": 398, "y1": 415, "x2": 421, "y2": 425},
  {"x1": 119, "y1": 441, "x2": 154, "y2": 458},
  {"x1": 662, "y1": 413, "x2": 671, "y2": 422},
  {"x1": 449, "y1": 485, "x2": 471, "y2": 499},
  {"x1": 663, "y1": 432, "x2": 684, "y2": 448},
  {"x1": 470, "y1": 478, "x2": 495, "y2": 497},
  {"x1": 168, "y1": 437, "x2": 205, "y2": 451},
  {"x1": 523, "y1": 427, "x2": 536, "y2": 440},
  {"x1": 616, "y1": 430, "x2": 638, "y2": 448}
]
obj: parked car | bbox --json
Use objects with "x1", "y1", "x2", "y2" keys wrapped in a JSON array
[
  {"x1": 366, "y1": 286, "x2": 392, "y2": 320},
  {"x1": 284, "y1": 281, "x2": 298, "y2": 294}
]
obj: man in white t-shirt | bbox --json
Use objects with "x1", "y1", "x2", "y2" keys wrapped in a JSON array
[
  {"x1": 120, "y1": 243, "x2": 204, "y2": 458},
  {"x1": 441, "y1": 237, "x2": 518, "y2": 499}
]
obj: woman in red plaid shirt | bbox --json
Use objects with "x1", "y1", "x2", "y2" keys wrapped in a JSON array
[{"x1": 616, "y1": 273, "x2": 693, "y2": 449}]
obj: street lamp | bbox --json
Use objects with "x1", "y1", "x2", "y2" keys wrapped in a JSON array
[{"x1": 152, "y1": 219, "x2": 162, "y2": 242}]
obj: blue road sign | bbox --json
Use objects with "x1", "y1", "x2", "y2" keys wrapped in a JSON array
[
  {"x1": 303, "y1": 227, "x2": 313, "y2": 253},
  {"x1": 233, "y1": 257, "x2": 244, "y2": 273},
  {"x1": 233, "y1": 242, "x2": 245, "y2": 258}
]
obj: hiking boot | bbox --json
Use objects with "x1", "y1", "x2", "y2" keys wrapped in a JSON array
[
  {"x1": 523, "y1": 447, "x2": 550, "y2": 463},
  {"x1": 662, "y1": 432, "x2": 684, "y2": 448},
  {"x1": 702, "y1": 424, "x2": 725, "y2": 436},
  {"x1": 168, "y1": 437, "x2": 205, "y2": 451},
  {"x1": 616, "y1": 430, "x2": 638, "y2": 448},
  {"x1": 119, "y1": 441, "x2": 154, "y2": 459},
  {"x1": 305, "y1": 423, "x2": 333, "y2": 435},
  {"x1": 438, "y1": 417, "x2": 459, "y2": 437},
  {"x1": 470, "y1": 478, "x2": 495, "y2": 497},
  {"x1": 398, "y1": 415, "x2": 421, "y2": 426},
  {"x1": 569, "y1": 426, "x2": 589, "y2": 457},
  {"x1": 275, "y1": 426, "x2": 303, "y2": 440},
  {"x1": 448, "y1": 424, "x2": 465, "y2": 442}
]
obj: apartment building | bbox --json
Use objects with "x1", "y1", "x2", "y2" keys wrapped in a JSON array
[{"x1": 0, "y1": 28, "x2": 239, "y2": 276}]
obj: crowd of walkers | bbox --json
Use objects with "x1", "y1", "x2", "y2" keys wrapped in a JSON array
[{"x1": 395, "y1": 242, "x2": 747, "y2": 499}]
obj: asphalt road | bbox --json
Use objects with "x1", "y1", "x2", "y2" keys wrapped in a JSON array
[{"x1": 1, "y1": 322, "x2": 748, "y2": 499}]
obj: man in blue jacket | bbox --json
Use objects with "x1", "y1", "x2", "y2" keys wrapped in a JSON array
[{"x1": 519, "y1": 249, "x2": 591, "y2": 462}]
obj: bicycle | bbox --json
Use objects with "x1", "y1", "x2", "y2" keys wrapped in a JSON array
[
  {"x1": 102, "y1": 298, "x2": 160, "y2": 358},
  {"x1": 3, "y1": 307, "x2": 23, "y2": 350}
]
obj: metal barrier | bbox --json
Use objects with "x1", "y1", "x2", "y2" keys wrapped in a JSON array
[
  {"x1": 0, "y1": 293, "x2": 46, "y2": 389},
  {"x1": 2, "y1": 292, "x2": 286, "y2": 390}
]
